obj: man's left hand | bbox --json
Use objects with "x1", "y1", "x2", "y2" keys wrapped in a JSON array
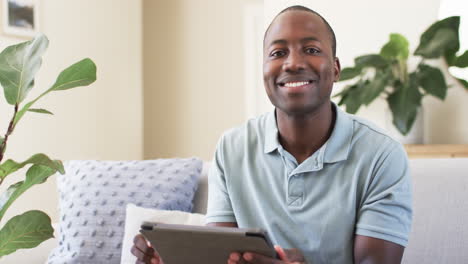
[{"x1": 228, "y1": 245, "x2": 306, "y2": 264}]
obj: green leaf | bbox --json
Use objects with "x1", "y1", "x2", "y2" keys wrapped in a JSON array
[
  {"x1": 380, "y1": 33, "x2": 410, "y2": 60},
  {"x1": 453, "y1": 50, "x2": 468, "y2": 68},
  {"x1": 415, "y1": 16, "x2": 460, "y2": 59},
  {"x1": 0, "y1": 210, "x2": 53, "y2": 257},
  {"x1": 355, "y1": 54, "x2": 388, "y2": 68},
  {"x1": 0, "y1": 165, "x2": 58, "y2": 221},
  {"x1": 339, "y1": 67, "x2": 362, "y2": 81},
  {"x1": 48, "y1": 58, "x2": 97, "y2": 91},
  {"x1": 414, "y1": 28, "x2": 458, "y2": 59},
  {"x1": 13, "y1": 100, "x2": 35, "y2": 125},
  {"x1": 336, "y1": 83, "x2": 364, "y2": 114},
  {"x1": 28, "y1": 108, "x2": 53, "y2": 115},
  {"x1": 13, "y1": 58, "x2": 97, "y2": 125},
  {"x1": 456, "y1": 78, "x2": 468, "y2": 89},
  {"x1": 361, "y1": 70, "x2": 391, "y2": 105},
  {"x1": 0, "y1": 34, "x2": 49, "y2": 105},
  {"x1": 445, "y1": 50, "x2": 457, "y2": 66},
  {"x1": 417, "y1": 64, "x2": 448, "y2": 100},
  {"x1": 387, "y1": 75, "x2": 423, "y2": 135},
  {"x1": 0, "y1": 136, "x2": 4, "y2": 155},
  {"x1": 0, "y1": 153, "x2": 64, "y2": 180}
]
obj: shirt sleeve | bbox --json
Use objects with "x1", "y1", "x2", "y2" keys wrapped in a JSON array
[
  {"x1": 204, "y1": 135, "x2": 237, "y2": 224},
  {"x1": 355, "y1": 142, "x2": 413, "y2": 247}
]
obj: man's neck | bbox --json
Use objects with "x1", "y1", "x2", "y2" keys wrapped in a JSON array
[{"x1": 276, "y1": 102, "x2": 335, "y2": 164}]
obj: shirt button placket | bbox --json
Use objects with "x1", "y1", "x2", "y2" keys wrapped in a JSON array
[{"x1": 288, "y1": 173, "x2": 304, "y2": 207}]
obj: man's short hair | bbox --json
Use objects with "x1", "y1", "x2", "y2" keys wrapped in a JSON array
[{"x1": 264, "y1": 5, "x2": 337, "y2": 57}]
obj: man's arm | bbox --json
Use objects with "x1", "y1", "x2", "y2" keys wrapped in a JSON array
[
  {"x1": 354, "y1": 142, "x2": 411, "y2": 264},
  {"x1": 354, "y1": 235, "x2": 404, "y2": 264}
]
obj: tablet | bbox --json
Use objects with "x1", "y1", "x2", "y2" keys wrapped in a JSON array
[{"x1": 140, "y1": 222, "x2": 277, "y2": 264}]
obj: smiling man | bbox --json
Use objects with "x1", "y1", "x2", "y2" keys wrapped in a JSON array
[{"x1": 132, "y1": 5, "x2": 412, "y2": 264}]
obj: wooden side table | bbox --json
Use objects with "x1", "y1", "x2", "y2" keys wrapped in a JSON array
[{"x1": 404, "y1": 144, "x2": 468, "y2": 159}]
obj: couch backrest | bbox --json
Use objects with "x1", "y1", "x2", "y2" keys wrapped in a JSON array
[
  {"x1": 195, "y1": 159, "x2": 468, "y2": 263},
  {"x1": 402, "y1": 158, "x2": 468, "y2": 263}
]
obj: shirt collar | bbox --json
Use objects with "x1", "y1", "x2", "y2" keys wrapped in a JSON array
[
  {"x1": 263, "y1": 104, "x2": 353, "y2": 163},
  {"x1": 264, "y1": 110, "x2": 281, "y2": 154},
  {"x1": 323, "y1": 104, "x2": 353, "y2": 163}
]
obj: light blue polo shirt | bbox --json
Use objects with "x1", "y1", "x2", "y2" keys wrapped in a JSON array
[{"x1": 205, "y1": 104, "x2": 412, "y2": 264}]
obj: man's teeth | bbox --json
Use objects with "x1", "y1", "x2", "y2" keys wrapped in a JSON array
[{"x1": 283, "y1": 81, "x2": 309, "y2": 87}]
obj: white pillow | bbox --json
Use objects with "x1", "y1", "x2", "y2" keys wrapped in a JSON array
[{"x1": 120, "y1": 203, "x2": 206, "y2": 264}]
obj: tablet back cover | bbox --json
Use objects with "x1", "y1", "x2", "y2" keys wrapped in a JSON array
[{"x1": 141, "y1": 224, "x2": 276, "y2": 264}]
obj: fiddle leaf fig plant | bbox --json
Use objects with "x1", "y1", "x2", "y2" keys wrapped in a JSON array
[
  {"x1": 0, "y1": 34, "x2": 97, "y2": 257},
  {"x1": 335, "y1": 16, "x2": 468, "y2": 135}
]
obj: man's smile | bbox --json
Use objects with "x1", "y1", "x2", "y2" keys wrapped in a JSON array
[
  {"x1": 278, "y1": 80, "x2": 314, "y2": 87},
  {"x1": 276, "y1": 80, "x2": 316, "y2": 93}
]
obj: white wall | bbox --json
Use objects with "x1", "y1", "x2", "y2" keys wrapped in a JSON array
[{"x1": 0, "y1": 0, "x2": 143, "y2": 224}]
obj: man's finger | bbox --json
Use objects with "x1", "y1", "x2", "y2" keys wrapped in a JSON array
[
  {"x1": 229, "y1": 252, "x2": 250, "y2": 264},
  {"x1": 229, "y1": 252, "x2": 242, "y2": 261},
  {"x1": 274, "y1": 245, "x2": 288, "y2": 261},
  {"x1": 243, "y1": 252, "x2": 281, "y2": 264},
  {"x1": 131, "y1": 245, "x2": 155, "y2": 262},
  {"x1": 134, "y1": 234, "x2": 151, "y2": 250},
  {"x1": 282, "y1": 248, "x2": 305, "y2": 262},
  {"x1": 275, "y1": 246, "x2": 306, "y2": 263}
]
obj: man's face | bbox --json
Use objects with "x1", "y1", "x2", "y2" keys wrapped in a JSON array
[{"x1": 263, "y1": 11, "x2": 340, "y2": 116}]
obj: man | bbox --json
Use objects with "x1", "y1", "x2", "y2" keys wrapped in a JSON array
[{"x1": 132, "y1": 5, "x2": 412, "y2": 264}]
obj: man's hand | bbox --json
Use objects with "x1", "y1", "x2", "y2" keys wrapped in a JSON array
[
  {"x1": 130, "y1": 234, "x2": 164, "y2": 264},
  {"x1": 228, "y1": 245, "x2": 306, "y2": 264}
]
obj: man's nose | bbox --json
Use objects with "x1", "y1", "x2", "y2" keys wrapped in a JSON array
[{"x1": 282, "y1": 51, "x2": 306, "y2": 72}]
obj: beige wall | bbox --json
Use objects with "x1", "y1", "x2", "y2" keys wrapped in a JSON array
[
  {"x1": 144, "y1": 0, "x2": 468, "y2": 164},
  {"x1": 0, "y1": 0, "x2": 143, "y2": 223},
  {"x1": 143, "y1": 0, "x2": 253, "y2": 161}
]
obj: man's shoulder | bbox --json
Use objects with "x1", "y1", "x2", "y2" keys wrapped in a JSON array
[
  {"x1": 220, "y1": 112, "x2": 271, "y2": 146},
  {"x1": 214, "y1": 112, "x2": 272, "y2": 168},
  {"x1": 346, "y1": 114, "x2": 406, "y2": 160}
]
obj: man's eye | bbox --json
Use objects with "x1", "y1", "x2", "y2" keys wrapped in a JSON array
[
  {"x1": 305, "y1": 48, "x2": 320, "y2": 54},
  {"x1": 271, "y1": 50, "x2": 286, "y2": 57}
]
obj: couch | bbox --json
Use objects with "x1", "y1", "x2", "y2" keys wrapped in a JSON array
[{"x1": 2, "y1": 158, "x2": 468, "y2": 264}]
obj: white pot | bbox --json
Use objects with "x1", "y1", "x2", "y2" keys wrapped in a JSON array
[{"x1": 385, "y1": 106, "x2": 424, "y2": 144}]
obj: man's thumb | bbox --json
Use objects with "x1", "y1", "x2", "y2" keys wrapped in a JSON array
[
  {"x1": 274, "y1": 245, "x2": 289, "y2": 261},
  {"x1": 274, "y1": 245, "x2": 304, "y2": 263}
]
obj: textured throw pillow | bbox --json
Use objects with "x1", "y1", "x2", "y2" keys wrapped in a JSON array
[
  {"x1": 47, "y1": 158, "x2": 202, "y2": 264},
  {"x1": 120, "y1": 203, "x2": 205, "y2": 264}
]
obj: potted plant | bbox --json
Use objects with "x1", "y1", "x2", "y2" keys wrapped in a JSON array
[
  {"x1": 0, "y1": 34, "x2": 96, "y2": 257},
  {"x1": 335, "y1": 16, "x2": 468, "y2": 136}
]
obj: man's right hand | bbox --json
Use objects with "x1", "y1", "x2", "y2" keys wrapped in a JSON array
[{"x1": 131, "y1": 234, "x2": 164, "y2": 264}]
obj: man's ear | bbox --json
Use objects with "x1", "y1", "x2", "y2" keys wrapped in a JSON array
[{"x1": 333, "y1": 57, "x2": 341, "y2": 82}]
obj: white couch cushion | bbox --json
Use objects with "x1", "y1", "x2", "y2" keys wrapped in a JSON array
[
  {"x1": 192, "y1": 162, "x2": 210, "y2": 214},
  {"x1": 402, "y1": 158, "x2": 468, "y2": 263}
]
